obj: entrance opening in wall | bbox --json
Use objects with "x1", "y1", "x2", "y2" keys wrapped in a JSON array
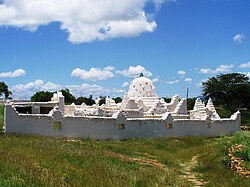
[
  {"x1": 15, "y1": 106, "x2": 32, "y2": 114},
  {"x1": 40, "y1": 107, "x2": 53, "y2": 114}
]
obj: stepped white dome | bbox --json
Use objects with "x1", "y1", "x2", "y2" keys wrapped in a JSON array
[{"x1": 127, "y1": 74, "x2": 158, "y2": 98}]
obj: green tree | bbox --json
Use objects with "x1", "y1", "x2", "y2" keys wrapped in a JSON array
[
  {"x1": 0, "y1": 82, "x2": 12, "y2": 99},
  {"x1": 59, "y1": 89, "x2": 76, "y2": 104},
  {"x1": 187, "y1": 98, "x2": 196, "y2": 110},
  {"x1": 112, "y1": 97, "x2": 122, "y2": 103},
  {"x1": 75, "y1": 95, "x2": 95, "y2": 106},
  {"x1": 31, "y1": 89, "x2": 76, "y2": 104},
  {"x1": 202, "y1": 77, "x2": 223, "y2": 104},
  {"x1": 202, "y1": 73, "x2": 250, "y2": 108},
  {"x1": 98, "y1": 96, "x2": 106, "y2": 106},
  {"x1": 31, "y1": 91, "x2": 53, "y2": 102},
  {"x1": 162, "y1": 97, "x2": 171, "y2": 103}
]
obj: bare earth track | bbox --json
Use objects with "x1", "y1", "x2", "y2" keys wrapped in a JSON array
[{"x1": 180, "y1": 156, "x2": 208, "y2": 187}]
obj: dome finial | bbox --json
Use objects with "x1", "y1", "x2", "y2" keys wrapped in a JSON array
[{"x1": 139, "y1": 73, "x2": 144, "y2": 77}]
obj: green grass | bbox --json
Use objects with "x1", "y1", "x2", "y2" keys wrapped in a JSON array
[
  {"x1": 0, "y1": 135, "x2": 249, "y2": 186},
  {"x1": 0, "y1": 104, "x2": 249, "y2": 186},
  {"x1": 218, "y1": 131, "x2": 250, "y2": 170}
]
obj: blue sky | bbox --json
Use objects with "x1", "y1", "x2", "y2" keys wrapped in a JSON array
[{"x1": 0, "y1": 0, "x2": 250, "y2": 99}]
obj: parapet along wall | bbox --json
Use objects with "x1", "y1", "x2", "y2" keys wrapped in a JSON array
[{"x1": 4, "y1": 103, "x2": 241, "y2": 139}]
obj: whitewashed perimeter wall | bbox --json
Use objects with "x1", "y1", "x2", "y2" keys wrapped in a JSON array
[{"x1": 4, "y1": 104, "x2": 241, "y2": 139}]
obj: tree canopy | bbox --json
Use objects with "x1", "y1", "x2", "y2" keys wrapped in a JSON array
[
  {"x1": 59, "y1": 89, "x2": 76, "y2": 104},
  {"x1": 75, "y1": 95, "x2": 95, "y2": 106},
  {"x1": 31, "y1": 91, "x2": 53, "y2": 102},
  {"x1": 97, "y1": 96, "x2": 106, "y2": 106},
  {"x1": 31, "y1": 89, "x2": 76, "y2": 104},
  {"x1": 202, "y1": 73, "x2": 250, "y2": 109},
  {"x1": 0, "y1": 82, "x2": 12, "y2": 99},
  {"x1": 112, "y1": 97, "x2": 122, "y2": 104}
]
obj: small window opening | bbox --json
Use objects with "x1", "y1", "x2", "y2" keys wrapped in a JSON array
[
  {"x1": 165, "y1": 123, "x2": 173, "y2": 129},
  {"x1": 52, "y1": 122, "x2": 62, "y2": 130},
  {"x1": 118, "y1": 124, "x2": 125, "y2": 130}
]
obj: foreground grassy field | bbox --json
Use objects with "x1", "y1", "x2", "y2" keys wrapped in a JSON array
[
  {"x1": 0, "y1": 105, "x2": 4, "y2": 130},
  {"x1": 1, "y1": 134, "x2": 250, "y2": 186},
  {"x1": 0, "y1": 105, "x2": 249, "y2": 186}
]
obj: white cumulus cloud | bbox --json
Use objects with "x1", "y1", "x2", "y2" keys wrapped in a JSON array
[
  {"x1": 239, "y1": 61, "x2": 250, "y2": 68},
  {"x1": 199, "y1": 64, "x2": 234, "y2": 74},
  {"x1": 0, "y1": 0, "x2": 172, "y2": 43},
  {"x1": 199, "y1": 68, "x2": 214, "y2": 74},
  {"x1": 165, "y1": 80, "x2": 179, "y2": 84},
  {"x1": 67, "y1": 83, "x2": 125, "y2": 97},
  {"x1": 184, "y1": 78, "x2": 192, "y2": 83},
  {"x1": 116, "y1": 65, "x2": 153, "y2": 78},
  {"x1": 11, "y1": 79, "x2": 126, "y2": 99},
  {"x1": 71, "y1": 67, "x2": 114, "y2": 81},
  {"x1": 0, "y1": 68, "x2": 26, "y2": 78},
  {"x1": 215, "y1": 64, "x2": 234, "y2": 73},
  {"x1": 11, "y1": 79, "x2": 62, "y2": 98},
  {"x1": 104, "y1": 66, "x2": 115, "y2": 71},
  {"x1": 121, "y1": 82, "x2": 129, "y2": 87},
  {"x1": 233, "y1": 33, "x2": 245, "y2": 43},
  {"x1": 12, "y1": 80, "x2": 62, "y2": 92},
  {"x1": 177, "y1": 70, "x2": 186, "y2": 75},
  {"x1": 152, "y1": 78, "x2": 159, "y2": 82}
]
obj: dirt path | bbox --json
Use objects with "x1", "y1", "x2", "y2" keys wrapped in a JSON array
[
  {"x1": 108, "y1": 151, "x2": 166, "y2": 170},
  {"x1": 228, "y1": 144, "x2": 250, "y2": 178},
  {"x1": 180, "y1": 156, "x2": 208, "y2": 186}
]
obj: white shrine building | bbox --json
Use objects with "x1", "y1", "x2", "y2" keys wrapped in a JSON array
[{"x1": 4, "y1": 74, "x2": 241, "y2": 139}]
